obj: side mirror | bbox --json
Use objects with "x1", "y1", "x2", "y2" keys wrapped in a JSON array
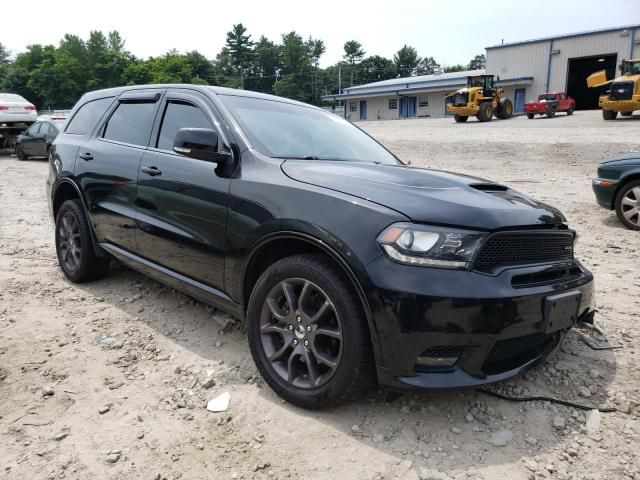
[{"x1": 173, "y1": 128, "x2": 232, "y2": 164}]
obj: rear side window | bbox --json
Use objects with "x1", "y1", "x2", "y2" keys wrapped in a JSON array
[
  {"x1": 103, "y1": 102, "x2": 156, "y2": 146},
  {"x1": 66, "y1": 97, "x2": 113, "y2": 135},
  {"x1": 157, "y1": 101, "x2": 211, "y2": 151}
]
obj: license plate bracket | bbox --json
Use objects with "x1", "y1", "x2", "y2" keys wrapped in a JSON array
[{"x1": 542, "y1": 291, "x2": 582, "y2": 334}]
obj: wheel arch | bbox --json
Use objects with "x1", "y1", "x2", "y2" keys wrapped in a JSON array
[
  {"x1": 241, "y1": 231, "x2": 384, "y2": 366},
  {"x1": 613, "y1": 171, "x2": 640, "y2": 208}
]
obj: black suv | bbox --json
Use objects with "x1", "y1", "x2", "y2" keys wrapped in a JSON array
[{"x1": 47, "y1": 85, "x2": 595, "y2": 408}]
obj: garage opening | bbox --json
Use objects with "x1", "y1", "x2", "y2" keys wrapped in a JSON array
[{"x1": 566, "y1": 54, "x2": 617, "y2": 110}]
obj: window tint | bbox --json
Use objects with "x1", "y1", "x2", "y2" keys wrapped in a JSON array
[
  {"x1": 66, "y1": 97, "x2": 113, "y2": 135},
  {"x1": 26, "y1": 123, "x2": 40, "y2": 136},
  {"x1": 157, "y1": 101, "x2": 211, "y2": 151},
  {"x1": 103, "y1": 102, "x2": 157, "y2": 146},
  {"x1": 40, "y1": 123, "x2": 50, "y2": 135}
]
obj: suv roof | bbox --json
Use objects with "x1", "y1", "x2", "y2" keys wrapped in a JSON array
[{"x1": 79, "y1": 84, "x2": 320, "y2": 111}]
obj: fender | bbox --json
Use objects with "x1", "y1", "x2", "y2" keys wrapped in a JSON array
[
  {"x1": 51, "y1": 178, "x2": 106, "y2": 257},
  {"x1": 613, "y1": 168, "x2": 640, "y2": 206},
  {"x1": 241, "y1": 230, "x2": 385, "y2": 367}
]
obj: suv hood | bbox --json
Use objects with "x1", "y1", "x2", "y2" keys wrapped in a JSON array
[{"x1": 282, "y1": 161, "x2": 565, "y2": 230}]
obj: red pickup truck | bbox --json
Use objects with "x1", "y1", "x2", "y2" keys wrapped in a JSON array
[{"x1": 524, "y1": 92, "x2": 575, "y2": 118}]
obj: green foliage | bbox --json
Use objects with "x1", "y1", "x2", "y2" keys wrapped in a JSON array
[
  {"x1": 416, "y1": 56, "x2": 441, "y2": 75},
  {"x1": 444, "y1": 64, "x2": 467, "y2": 73},
  {"x1": 394, "y1": 45, "x2": 421, "y2": 78},
  {"x1": 273, "y1": 74, "x2": 306, "y2": 102},
  {"x1": 468, "y1": 54, "x2": 486, "y2": 70}
]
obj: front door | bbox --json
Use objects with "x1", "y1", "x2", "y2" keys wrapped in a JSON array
[
  {"x1": 399, "y1": 97, "x2": 417, "y2": 118},
  {"x1": 514, "y1": 88, "x2": 526, "y2": 113},
  {"x1": 21, "y1": 122, "x2": 41, "y2": 156},
  {"x1": 359, "y1": 100, "x2": 367, "y2": 120},
  {"x1": 135, "y1": 89, "x2": 231, "y2": 291}
]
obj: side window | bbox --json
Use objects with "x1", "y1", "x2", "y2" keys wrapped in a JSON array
[
  {"x1": 157, "y1": 101, "x2": 212, "y2": 151},
  {"x1": 40, "y1": 123, "x2": 50, "y2": 135},
  {"x1": 66, "y1": 97, "x2": 114, "y2": 135},
  {"x1": 26, "y1": 123, "x2": 40, "y2": 136},
  {"x1": 102, "y1": 102, "x2": 157, "y2": 146}
]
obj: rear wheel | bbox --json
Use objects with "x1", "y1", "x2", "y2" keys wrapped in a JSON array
[
  {"x1": 55, "y1": 199, "x2": 110, "y2": 282},
  {"x1": 453, "y1": 114, "x2": 468, "y2": 123},
  {"x1": 247, "y1": 254, "x2": 374, "y2": 408},
  {"x1": 615, "y1": 180, "x2": 640, "y2": 230},
  {"x1": 603, "y1": 109, "x2": 617, "y2": 120},
  {"x1": 526, "y1": 113, "x2": 535, "y2": 119},
  {"x1": 497, "y1": 99, "x2": 513, "y2": 119},
  {"x1": 476, "y1": 102, "x2": 494, "y2": 122}
]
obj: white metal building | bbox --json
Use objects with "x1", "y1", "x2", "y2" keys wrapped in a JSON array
[{"x1": 323, "y1": 24, "x2": 640, "y2": 120}]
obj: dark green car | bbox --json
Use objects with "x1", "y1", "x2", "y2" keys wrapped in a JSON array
[{"x1": 593, "y1": 153, "x2": 640, "y2": 230}]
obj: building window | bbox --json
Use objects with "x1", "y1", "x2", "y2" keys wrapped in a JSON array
[
  {"x1": 418, "y1": 96, "x2": 429, "y2": 108},
  {"x1": 388, "y1": 98, "x2": 398, "y2": 110},
  {"x1": 350, "y1": 102, "x2": 357, "y2": 112}
]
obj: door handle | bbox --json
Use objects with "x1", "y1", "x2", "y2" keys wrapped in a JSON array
[
  {"x1": 79, "y1": 152, "x2": 93, "y2": 161},
  {"x1": 141, "y1": 166, "x2": 162, "y2": 176}
]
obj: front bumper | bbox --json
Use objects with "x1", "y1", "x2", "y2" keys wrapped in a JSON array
[
  {"x1": 592, "y1": 178, "x2": 617, "y2": 209},
  {"x1": 447, "y1": 105, "x2": 479, "y2": 116},
  {"x1": 365, "y1": 256, "x2": 595, "y2": 391},
  {"x1": 599, "y1": 97, "x2": 640, "y2": 112},
  {"x1": 524, "y1": 105, "x2": 546, "y2": 114}
]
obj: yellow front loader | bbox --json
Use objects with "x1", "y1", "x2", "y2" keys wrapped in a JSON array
[
  {"x1": 446, "y1": 74, "x2": 513, "y2": 123},
  {"x1": 587, "y1": 59, "x2": 640, "y2": 120}
]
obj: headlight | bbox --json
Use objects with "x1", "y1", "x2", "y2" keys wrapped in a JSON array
[{"x1": 377, "y1": 223, "x2": 485, "y2": 269}]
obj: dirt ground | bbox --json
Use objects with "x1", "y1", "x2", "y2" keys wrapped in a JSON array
[{"x1": 1, "y1": 110, "x2": 639, "y2": 480}]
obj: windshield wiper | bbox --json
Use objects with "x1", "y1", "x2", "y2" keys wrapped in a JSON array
[{"x1": 272, "y1": 155, "x2": 320, "y2": 160}]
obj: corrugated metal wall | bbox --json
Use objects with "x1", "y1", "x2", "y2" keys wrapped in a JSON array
[{"x1": 346, "y1": 93, "x2": 450, "y2": 121}]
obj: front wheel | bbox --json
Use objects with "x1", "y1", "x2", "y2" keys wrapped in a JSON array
[
  {"x1": 16, "y1": 145, "x2": 27, "y2": 160},
  {"x1": 603, "y1": 109, "x2": 617, "y2": 120},
  {"x1": 454, "y1": 114, "x2": 468, "y2": 123},
  {"x1": 546, "y1": 106, "x2": 556, "y2": 118},
  {"x1": 55, "y1": 199, "x2": 110, "y2": 282},
  {"x1": 476, "y1": 102, "x2": 494, "y2": 122},
  {"x1": 615, "y1": 180, "x2": 640, "y2": 230},
  {"x1": 497, "y1": 99, "x2": 513, "y2": 119},
  {"x1": 247, "y1": 254, "x2": 373, "y2": 408},
  {"x1": 526, "y1": 113, "x2": 535, "y2": 119},
  {"x1": 567, "y1": 107, "x2": 574, "y2": 116}
]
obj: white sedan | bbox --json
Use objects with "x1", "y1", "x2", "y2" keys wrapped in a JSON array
[{"x1": 0, "y1": 93, "x2": 37, "y2": 125}]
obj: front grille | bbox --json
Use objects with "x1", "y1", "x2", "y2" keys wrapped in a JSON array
[
  {"x1": 453, "y1": 93, "x2": 468, "y2": 106},
  {"x1": 473, "y1": 231, "x2": 574, "y2": 272},
  {"x1": 609, "y1": 82, "x2": 634, "y2": 101},
  {"x1": 484, "y1": 332, "x2": 554, "y2": 369}
]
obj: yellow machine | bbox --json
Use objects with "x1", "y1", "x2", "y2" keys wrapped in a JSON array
[
  {"x1": 446, "y1": 74, "x2": 513, "y2": 123},
  {"x1": 587, "y1": 58, "x2": 640, "y2": 120}
]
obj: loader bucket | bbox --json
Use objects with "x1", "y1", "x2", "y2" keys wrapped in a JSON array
[{"x1": 587, "y1": 70, "x2": 611, "y2": 88}]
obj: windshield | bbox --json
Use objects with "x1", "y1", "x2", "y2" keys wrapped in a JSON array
[
  {"x1": 220, "y1": 95, "x2": 399, "y2": 165},
  {"x1": 624, "y1": 60, "x2": 640, "y2": 74}
]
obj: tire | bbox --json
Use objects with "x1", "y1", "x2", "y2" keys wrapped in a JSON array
[
  {"x1": 567, "y1": 106, "x2": 574, "y2": 116},
  {"x1": 453, "y1": 114, "x2": 468, "y2": 123},
  {"x1": 615, "y1": 180, "x2": 640, "y2": 230},
  {"x1": 546, "y1": 106, "x2": 556, "y2": 118},
  {"x1": 247, "y1": 253, "x2": 374, "y2": 408},
  {"x1": 16, "y1": 145, "x2": 27, "y2": 160},
  {"x1": 603, "y1": 109, "x2": 617, "y2": 120},
  {"x1": 526, "y1": 113, "x2": 535, "y2": 119},
  {"x1": 55, "y1": 199, "x2": 110, "y2": 282},
  {"x1": 476, "y1": 102, "x2": 494, "y2": 122},
  {"x1": 620, "y1": 111, "x2": 632, "y2": 117},
  {"x1": 497, "y1": 99, "x2": 513, "y2": 119}
]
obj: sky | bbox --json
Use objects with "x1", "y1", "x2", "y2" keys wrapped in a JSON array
[{"x1": 2, "y1": 0, "x2": 639, "y2": 68}]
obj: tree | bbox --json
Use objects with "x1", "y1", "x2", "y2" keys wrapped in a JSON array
[
  {"x1": 225, "y1": 23, "x2": 254, "y2": 88},
  {"x1": 249, "y1": 36, "x2": 281, "y2": 93},
  {"x1": 0, "y1": 42, "x2": 10, "y2": 85},
  {"x1": 359, "y1": 55, "x2": 396, "y2": 82},
  {"x1": 416, "y1": 56, "x2": 441, "y2": 75},
  {"x1": 394, "y1": 45, "x2": 420, "y2": 78},
  {"x1": 306, "y1": 37, "x2": 325, "y2": 103},
  {"x1": 468, "y1": 54, "x2": 486, "y2": 70},
  {"x1": 273, "y1": 74, "x2": 306, "y2": 102},
  {"x1": 343, "y1": 40, "x2": 364, "y2": 86},
  {"x1": 444, "y1": 64, "x2": 466, "y2": 73}
]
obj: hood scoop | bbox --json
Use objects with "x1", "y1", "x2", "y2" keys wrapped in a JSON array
[{"x1": 469, "y1": 183, "x2": 508, "y2": 192}]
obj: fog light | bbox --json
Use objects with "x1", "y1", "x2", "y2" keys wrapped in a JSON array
[{"x1": 416, "y1": 356, "x2": 459, "y2": 367}]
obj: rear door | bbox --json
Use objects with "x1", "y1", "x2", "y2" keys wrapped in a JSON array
[
  {"x1": 75, "y1": 89, "x2": 163, "y2": 251},
  {"x1": 135, "y1": 89, "x2": 231, "y2": 291},
  {"x1": 35, "y1": 122, "x2": 51, "y2": 156}
]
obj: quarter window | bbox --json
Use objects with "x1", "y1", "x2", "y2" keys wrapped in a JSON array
[
  {"x1": 388, "y1": 99, "x2": 398, "y2": 110},
  {"x1": 157, "y1": 101, "x2": 212, "y2": 151},
  {"x1": 103, "y1": 102, "x2": 157, "y2": 146},
  {"x1": 66, "y1": 97, "x2": 113, "y2": 135},
  {"x1": 418, "y1": 96, "x2": 429, "y2": 108}
]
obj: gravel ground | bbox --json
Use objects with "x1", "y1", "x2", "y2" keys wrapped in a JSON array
[{"x1": 1, "y1": 110, "x2": 639, "y2": 480}]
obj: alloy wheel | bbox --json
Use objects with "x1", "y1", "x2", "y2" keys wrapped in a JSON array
[
  {"x1": 621, "y1": 186, "x2": 640, "y2": 226},
  {"x1": 58, "y1": 212, "x2": 82, "y2": 271},
  {"x1": 259, "y1": 278, "x2": 342, "y2": 389}
]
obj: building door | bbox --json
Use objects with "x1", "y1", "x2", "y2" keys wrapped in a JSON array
[
  {"x1": 399, "y1": 97, "x2": 407, "y2": 118},
  {"x1": 399, "y1": 97, "x2": 417, "y2": 118},
  {"x1": 359, "y1": 100, "x2": 367, "y2": 120},
  {"x1": 566, "y1": 54, "x2": 617, "y2": 109},
  {"x1": 514, "y1": 88, "x2": 526, "y2": 113}
]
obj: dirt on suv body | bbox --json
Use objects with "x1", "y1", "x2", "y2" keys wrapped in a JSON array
[{"x1": 47, "y1": 85, "x2": 595, "y2": 408}]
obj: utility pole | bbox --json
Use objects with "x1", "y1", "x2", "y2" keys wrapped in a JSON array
[{"x1": 338, "y1": 65, "x2": 342, "y2": 94}]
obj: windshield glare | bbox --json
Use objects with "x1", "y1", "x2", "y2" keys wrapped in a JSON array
[{"x1": 220, "y1": 95, "x2": 399, "y2": 165}]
